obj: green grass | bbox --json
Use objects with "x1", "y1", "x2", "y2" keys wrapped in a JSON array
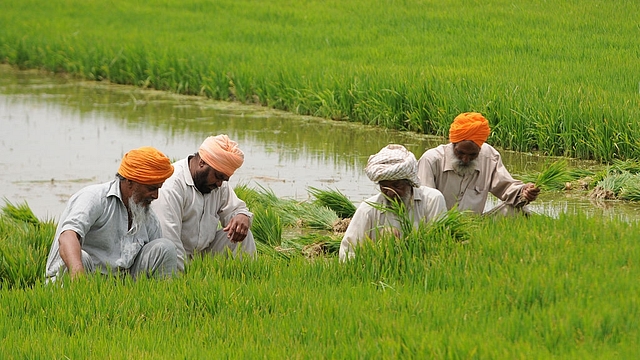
[
  {"x1": 2, "y1": 202, "x2": 639, "y2": 357},
  {"x1": 1, "y1": 0, "x2": 639, "y2": 162}
]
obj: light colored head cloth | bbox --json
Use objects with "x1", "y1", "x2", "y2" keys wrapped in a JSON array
[
  {"x1": 198, "y1": 134, "x2": 244, "y2": 177},
  {"x1": 449, "y1": 112, "x2": 491, "y2": 147},
  {"x1": 364, "y1": 144, "x2": 420, "y2": 188},
  {"x1": 118, "y1": 147, "x2": 174, "y2": 184}
]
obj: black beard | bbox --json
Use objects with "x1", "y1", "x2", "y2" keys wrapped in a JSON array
[{"x1": 193, "y1": 169, "x2": 217, "y2": 194}]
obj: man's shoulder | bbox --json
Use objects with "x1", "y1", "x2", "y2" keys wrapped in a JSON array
[
  {"x1": 161, "y1": 158, "x2": 190, "y2": 189},
  {"x1": 478, "y1": 143, "x2": 502, "y2": 161},
  {"x1": 415, "y1": 186, "x2": 445, "y2": 199},
  {"x1": 71, "y1": 180, "x2": 115, "y2": 201}
]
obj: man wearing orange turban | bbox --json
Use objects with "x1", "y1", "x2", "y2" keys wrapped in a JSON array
[
  {"x1": 417, "y1": 112, "x2": 539, "y2": 215},
  {"x1": 46, "y1": 146, "x2": 177, "y2": 281},
  {"x1": 152, "y1": 135, "x2": 256, "y2": 271}
]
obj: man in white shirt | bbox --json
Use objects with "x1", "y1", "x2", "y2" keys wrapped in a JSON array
[
  {"x1": 46, "y1": 146, "x2": 177, "y2": 281},
  {"x1": 152, "y1": 135, "x2": 256, "y2": 271},
  {"x1": 417, "y1": 112, "x2": 539, "y2": 215},
  {"x1": 339, "y1": 144, "x2": 447, "y2": 261}
]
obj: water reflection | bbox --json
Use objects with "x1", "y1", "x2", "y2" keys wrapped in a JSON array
[{"x1": 1, "y1": 65, "x2": 638, "y2": 222}]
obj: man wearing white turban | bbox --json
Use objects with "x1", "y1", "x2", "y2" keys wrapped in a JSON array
[
  {"x1": 152, "y1": 135, "x2": 256, "y2": 271},
  {"x1": 339, "y1": 144, "x2": 447, "y2": 261}
]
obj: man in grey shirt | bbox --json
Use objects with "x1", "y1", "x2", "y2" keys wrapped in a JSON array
[
  {"x1": 45, "y1": 146, "x2": 178, "y2": 281},
  {"x1": 417, "y1": 112, "x2": 539, "y2": 215}
]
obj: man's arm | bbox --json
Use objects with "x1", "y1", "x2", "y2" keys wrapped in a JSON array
[
  {"x1": 219, "y1": 185, "x2": 253, "y2": 243},
  {"x1": 152, "y1": 188, "x2": 188, "y2": 271},
  {"x1": 58, "y1": 230, "x2": 84, "y2": 279},
  {"x1": 417, "y1": 150, "x2": 439, "y2": 188}
]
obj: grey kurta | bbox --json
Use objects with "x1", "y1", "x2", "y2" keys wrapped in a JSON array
[
  {"x1": 339, "y1": 186, "x2": 446, "y2": 261},
  {"x1": 417, "y1": 143, "x2": 525, "y2": 214},
  {"x1": 45, "y1": 179, "x2": 168, "y2": 279},
  {"x1": 151, "y1": 157, "x2": 255, "y2": 271}
]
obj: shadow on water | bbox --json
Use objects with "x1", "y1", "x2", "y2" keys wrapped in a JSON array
[{"x1": 1, "y1": 65, "x2": 639, "y2": 222}]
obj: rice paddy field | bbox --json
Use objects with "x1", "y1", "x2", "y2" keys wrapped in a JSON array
[
  {"x1": 2, "y1": 1, "x2": 640, "y2": 358},
  {"x1": 1, "y1": 0, "x2": 639, "y2": 161},
  {"x1": 2, "y1": 186, "x2": 640, "y2": 358}
]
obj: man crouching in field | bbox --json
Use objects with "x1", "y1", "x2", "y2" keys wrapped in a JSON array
[
  {"x1": 339, "y1": 144, "x2": 447, "y2": 261},
  {"x1": 45, "y1": 147, "x2": 178, "y2": 281},
  {"x1": 417, "y1": 112, "x2": 540, "y2": 215}
]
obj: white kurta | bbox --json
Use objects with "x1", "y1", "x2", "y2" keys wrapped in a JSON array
[
  {"x1": 339, "y1": 186, "x2": 446, "y2": 261},
  {"x1": 151, "y1": 157, "x2": 253, "y2": 271},
  {"x1": 417, "y1": 143, "x2": 525, "y2": 214}
]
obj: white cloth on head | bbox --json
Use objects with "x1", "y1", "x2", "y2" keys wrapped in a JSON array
[{"x1": 364, "y1": 144, "x2": 420, "y2": 187}]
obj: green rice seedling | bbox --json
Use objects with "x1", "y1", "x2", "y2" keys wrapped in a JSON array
[
  {"x1": 284, "y1": 233, "x2": 342, "y2": 257},
  {"x1": 618, "y1": 181, "x2": 640, "y2": 201},
  {"x1": 591, "y1": 171, "x2": 637, "y2": 200},
  {"x1": 294, "y1": 202, "x2": 340, "y2": 231},
  {"x1": 307, "y1": 186, "x2": 357, "y2": 219},
  {"x1": 2, "y1": 198, "x2": 42, "y2": 226},
  {"x1": 0, "y1": 213, "x2": 55, "y2": 288},
  {"x1": 349, "y1": 198, "x2": 474, "y2": 282},
  {"x1": 233, "y1": 183, "x2": 263, "y2": 209},
  {"x1": 610, "y1": 159, "x2": 640, "y2": 175},
  {"x1": 250, "y1": 205, "x2": 282, "y2": 247},
  {"x1": 521, "y1": 159, "x2": 573, "y2": 191}
]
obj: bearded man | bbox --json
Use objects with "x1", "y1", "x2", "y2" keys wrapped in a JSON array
[
  {"x1": 151, "y1": 135, "x2": 256, "y2": 271},
  {"x1": 417, "y1": 112, "x2": 540, "y2": 215},
  {"x1": 45, "y1": 147, "x2": 177, "y2": 281},
  {"x1": 339, "y1": 144, "x2": 447, "y2": 261}
]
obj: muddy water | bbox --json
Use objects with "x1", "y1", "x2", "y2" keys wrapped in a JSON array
[{"x1": 1, "y1": 65, "x2": 638, "y2": 221}]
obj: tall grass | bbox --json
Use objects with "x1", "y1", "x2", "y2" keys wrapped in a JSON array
[
  {"x1": 0, "y1": 201, "x2": 55, "y2": 288},
  {"x1": 2, "y1": 205, "x2": 639, "y2": 357},
  {"x1": 1, "y1": 0, "x2": 639, "y2": 161}
]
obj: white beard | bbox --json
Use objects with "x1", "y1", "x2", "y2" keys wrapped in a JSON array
[
  {"x1": 128, "y1": 196, "x2": 151, "y2": 230},
  {"x1": 452, "y1": 159, "x2": 477, "y2": 176}
]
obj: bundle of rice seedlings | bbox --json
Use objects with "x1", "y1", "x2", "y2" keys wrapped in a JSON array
[
  {"x1": 2, "y1": 199, "x2": 41, "y2": 226},
  {"x1": 284, "y1": 233, "x2": 342, "y2": 257},
  {"x1": 294, "y1": 202, "x2": 340, "y2": 230},
  {"x1": 307, "y1": 186, "x2": 356, "y2": 219},
  {"x1": 619, "y1": 180, "x2": 640, "y2": 201},
  {"x1": 251, "y1": 206, "x2": 282, "y2": 247},
  {"x1": 590, "y1": 171, "x2": 636, "y2": 200},
  {"x1": 521, "y1": 159, "x2": 573, "y2": 191}
]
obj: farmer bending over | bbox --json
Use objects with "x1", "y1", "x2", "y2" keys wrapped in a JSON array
[
  {"x1": 45, "y1": 147, "x2": 178, "y2": 281},
  {"x1": 151, "y1": 135, "x2": 256, "y2": 272},
  {"x1": 339, "y1": 144, "x2": 447, "y2": 261},
  {"x1": 417, "y1": 112, "x2": 540, "y2": 215}
]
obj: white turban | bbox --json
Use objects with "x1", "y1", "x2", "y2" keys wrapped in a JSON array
[{"x1": 364, "y1": 144, "x2": 420, "y2": 187}]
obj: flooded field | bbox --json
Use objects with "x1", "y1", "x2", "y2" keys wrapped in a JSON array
[{"x1": 1, "y1": 65, "x2": 638, "y2": 221}]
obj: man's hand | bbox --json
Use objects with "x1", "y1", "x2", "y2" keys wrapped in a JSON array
[
  {"x1": 223, "y1": 214, "x2": 251, "y2": 243},
  {"x1": 522, "y1": 183, "x2": 540, "y2": 202}
]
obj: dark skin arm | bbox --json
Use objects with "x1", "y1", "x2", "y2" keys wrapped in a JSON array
[
  {"x1": 58, "y1": 230, "x2": 85, "y2": 279},
  {"x1": 223, "y1": 214, "x2": 251, "y2": 243},
  {"x1": 522, "y1": 183, "x2": 540, "y2": 202}
]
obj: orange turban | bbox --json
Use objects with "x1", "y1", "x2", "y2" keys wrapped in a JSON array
[
  {"x1": 198, "y1": 135, "x2": 244, "y2": 177},
  {"x1": 118, "y1": 147, "x2": 174, "y2": 185},
  {"x1": 449, "y1": 112, "x2": 491, "y2": 147}
]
